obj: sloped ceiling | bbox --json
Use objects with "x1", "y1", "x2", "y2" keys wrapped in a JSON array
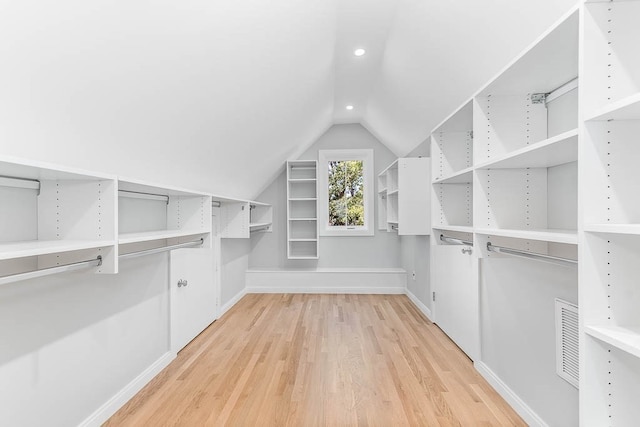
[{"x1": 0, "y1": 0, "x2": 576, "y2": 199}]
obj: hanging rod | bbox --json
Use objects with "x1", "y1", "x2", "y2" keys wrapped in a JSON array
[
  {"x1": 486, "y1": 242, "x2": 577, "y2": 267},
  {"x1": 0, "y1": 256, "x2": 102, "y2": 287},
  {"x1": 532, "y1": 77, "x2": 579, "y2": 106},
  {"x1": 440, "y1": 234, "x2": 473, "y2": 246},
  {"x1": 0, "y1": 175, "x2": 41, "y2": 194},
  {"x1": 250, "y1": 225, "x2": 271, "y2": 233},
  {"x1": 119, "y1": 238, "x2": 204, "y2": 260},
  {"x1": 119, "y1": 190, "x2": 169, "y2": 204}
]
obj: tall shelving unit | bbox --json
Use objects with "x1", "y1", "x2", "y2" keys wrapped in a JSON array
[
  {"x1": 286, "y1": 160, "x2": 319, "y2": 259},
  {"x1": 580, "y1": 0, "x2": 640, "y2": 424},
  {"x1": 431, "y1": 7, "x2": 581, "y2": 426}
]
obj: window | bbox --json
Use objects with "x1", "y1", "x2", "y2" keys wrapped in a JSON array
[{"x1": 318, "y1": 149, "x2": 374, "y2": 236}]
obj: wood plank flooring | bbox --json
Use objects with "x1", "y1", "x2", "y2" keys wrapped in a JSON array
[{"x1": 105, "y1": 294, "x2": 525, "y2": 426}]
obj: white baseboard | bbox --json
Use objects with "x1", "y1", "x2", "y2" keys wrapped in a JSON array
[
  {"x1": 219, "y1": 287, "x2": 248, "y2": 317},
  {"x1": 79, "y1": 351, "x2": 176, "y2": 427},
  {"x1": 405, "y1": 288, "x2": 433, "y2": 321},
  {"x1": 475, "y1": 361, "x2": 548, "y2": 427},
  {"x1": 246, "y1": 286, "x2": 405, "y2": 294},
  {"x1": 246, "y1": 268, "x2": 406, "y2": 294}
]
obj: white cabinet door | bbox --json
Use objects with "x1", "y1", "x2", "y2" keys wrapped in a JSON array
[
  {"x1": 170, "y1": 247, "x2": 215, "y2": 353},
  {"x1": 433, "y1": 245, "x2": 478, "y2": 360}
]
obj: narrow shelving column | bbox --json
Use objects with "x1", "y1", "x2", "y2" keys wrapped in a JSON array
[
  {"x1": 580, "y1": 1, "x2": 640, "y2": 424},
  {"x1": 286, "y1": 160, "x2": 318, "y2": 259}
]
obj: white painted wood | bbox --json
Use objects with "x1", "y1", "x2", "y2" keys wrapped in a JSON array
[
  {"x1": 583, "y1": 120, "x2": 640, "y2": 224},
  {"x1": 475, "y1": 362, "x2": 549, "y2": 427},
  {"x1": 220, "y1": 201, "x2": 250, "y2": 238},
  {"x1": 433, "y1": 183, "x2": 472, "y2": 229},
  {"x1": 432, "y1": 132, "x2": 473, "y2": 180},
  {"x1": 405, "y1": 288, "x2": 433, "y2": 322},
  {"x1": 397, "y1": 157, "x2": 430, "y2": 235},
  {"x1": 474, "y1": 129, "x2": 578, "y2": 170},
  {"x1": 246, "y1": 268, "x2": 406, "y2": 293},
  {"x1": 582, "y1": 1, "x2": 640, "y2": 118},
  {"x1": 473, "y1": 95, "x2": 548, "y2": 164},
  {"x1": 170, "y1": 247, "x2": 215, "y2": 353},
  {"x1": 477, "y1": 7, "x2": 578, "y2": 97},
  {"x1": 118, "y1": 230, "x2": 207, "y2": 244},
  {"x1": 474, "y1": 228, "x2": 577, "y2": 245},
  {"x1": 432, "y1": 167, "x2": 473, "y2": 184},
  {"x1": 432, "y1": 244, "x2": 478, "y2": 360},
  {"x1": 287, "y1": 160, "x2": 319, "y2": 258},
  {"x1": 585, "y1": 325, "x2": 640, "y2": 360},
  {"x1": 78, "y1": 352, "x2": 176, "y2": 427}
]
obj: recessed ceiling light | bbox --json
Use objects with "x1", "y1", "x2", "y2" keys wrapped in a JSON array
[
  {"x1": 346, "y1": 105, "x2": 354, "y2": 110},
  {"x1": 354, "y1": 48, "x2": 366, "y2": 57}
]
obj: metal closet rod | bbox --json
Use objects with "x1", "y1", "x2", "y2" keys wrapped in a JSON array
[
  {"x1": 486, "y1": 242, "x2": 577, "y2": 267},
  {"x1": 119, "y1": 238, "x2": 204, "y2": 260},
  {"x1": 0, "y1": 256, "x2": 103, "y2": 287},
  {"x1": 440, "y1": 234, "x2": 473, "y2": 246},
  {"x1": 0, "y1": 175, "x2": 41, "y2": 193},
  {"x1": 118, "y1": 190, "x2": 169, "y2": 204},
  {"x1": 250, "y1": 225, "x2": 270, "y2": 233}
]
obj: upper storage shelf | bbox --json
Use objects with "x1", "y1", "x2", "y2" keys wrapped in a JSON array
[
  {"x1": 432, "y1": 101, "x2": 473, "y2": 182},
  {"x1": 118, "y1": 178, "x2": 211, "y2": 246},
  {"x1": 582, "y1": 1, "x2": 640, "y2": 121},
  {"x1": 474, "y1": 8, "x2": 579, "y2": 165},
  {"x1": 0, "y1": 156, "x2": 118, "y2": 279}
]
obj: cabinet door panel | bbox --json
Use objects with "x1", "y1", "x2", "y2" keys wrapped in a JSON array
[
  {"x1": 170, "y1": 248, "x2": 215, "y2": 352},
  {"x1": 433, "y1": 245, "x2": 478, "y2": 360}
]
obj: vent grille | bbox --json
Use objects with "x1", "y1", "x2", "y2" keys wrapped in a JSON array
[{"x1": 555, "y1": 298, "x2": 579, "y2": 389}]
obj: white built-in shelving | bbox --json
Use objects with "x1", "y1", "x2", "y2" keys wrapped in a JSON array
[
  {"x1": 378, "y1": 158, "x2": 430, "y2": 235},
  {"x1": 0, "y1": 156, "x2": 117, "y2": 282},
  {"x1": 581, "y1": 3, "x2": 640, "y2": 422},
  {"x1": 430, "y1": 7, "x2": 581, "y2": 426},
  {"x1": 117, "y1": 179, "x2": 212, "y2": 258},
  {"x1": 287, "y1": 160, "x2": 318, "y2": 259},
  {"x1": 215, "y1": 197, "x2": 272, "y2": 238}
]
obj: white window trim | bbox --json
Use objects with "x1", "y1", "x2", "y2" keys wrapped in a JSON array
[{"x1": 318, "y1": 149, "x2": 374, "y2": 237}]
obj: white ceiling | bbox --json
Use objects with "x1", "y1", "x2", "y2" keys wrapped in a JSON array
[{"x1": 0, "y1": 0, "x2": 577, "y2": 199}]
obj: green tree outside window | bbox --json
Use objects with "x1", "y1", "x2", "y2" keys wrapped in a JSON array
[{"x1": 327, "y1": 160, "x2": 364, "y2": 226}]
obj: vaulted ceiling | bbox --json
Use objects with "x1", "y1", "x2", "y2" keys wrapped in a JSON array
[{"x1": 0, "y1": 0, "x2": 576, "y2": 199}]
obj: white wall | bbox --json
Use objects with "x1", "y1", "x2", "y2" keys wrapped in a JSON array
[
  {"x1": 221, "y1": 239, "x2": 250, "y2": 307},
  {"x1": 250, "y1": 124, "x2": 401, "y2": 269},
  {"x1": 481, "y1": 258, "x2": 578, "y2": 426},
  {"x1": 0, "y1": 254, "x2": 170, "y2": 426}
]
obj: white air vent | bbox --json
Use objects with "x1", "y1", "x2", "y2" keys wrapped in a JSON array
[{"x1": 555, "y1": 298, "x2": 579, "y2": 389}]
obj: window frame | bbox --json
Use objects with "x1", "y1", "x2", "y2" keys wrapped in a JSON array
[{"x1": 318, "y1": 149, "x2": 374, "y2": 237}]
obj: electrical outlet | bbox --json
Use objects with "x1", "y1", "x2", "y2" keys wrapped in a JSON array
[{"x1": 411, "y1": 271, "x2": 416, "y2": 280}]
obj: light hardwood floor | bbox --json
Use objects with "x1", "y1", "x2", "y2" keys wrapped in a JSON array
[{"x1": 105, "y1": 294, "x2": 525, "y2": 426}]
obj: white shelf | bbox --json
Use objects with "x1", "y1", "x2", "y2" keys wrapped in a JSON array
[
  {"x1": 119, "y1": 229, "x2": 207, "y2": 244},
  {"x1": 585, "y1": 325, "x2": 640, "y2": 360},
  {"x1": 289, "y1": 198, "x2": 317, "y2": 201},
  {"x1": 288, "y1": 178, "x2": 317, "y2": 182},
  {"x1": 586, "y1": 93, "x2": 640, "y2": 122},
  {"x1": 584, "y1": 224, "x2": 640, "y2": 235},
  {"x1": 378, "y1": 187, "x2": 387, "y2": 194},
  {"x1": 475, "y1": 227, "x2": 577, "y2": 244},
  {"x1": 432, "y1": 225, "x2": 474, "y2": 234},
  {"x1": 433, "y1": 167, "x2": 473, "y2": 184},
  {"x1": 387, "y1": 189, "x2": 399, "y2": 196},
  {"x1": 288, "y1": 238, "x2": 318, "y2": 242},
  {"x1": 0, "y1": 240, "x2": 115, "y2": 260},
  {"x1": 475, "y1": 129, "x2": 578, "y2": 170},
  {"x1": 288, "y1": 217, "x2": 317, "y2": 221}
]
